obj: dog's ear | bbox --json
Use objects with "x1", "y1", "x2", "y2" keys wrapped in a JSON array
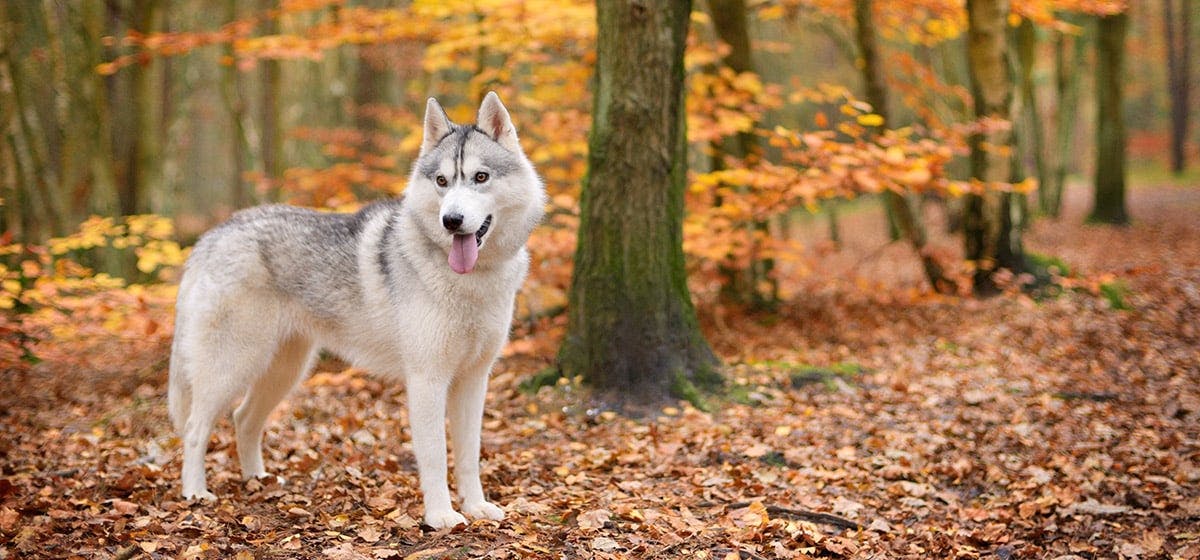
[
  {"x1": 420, "y1": 97, "x2": 453, "y2": 157},
  {"x1": 476, "y1": 92, "x2": 520, "y2": 152}
]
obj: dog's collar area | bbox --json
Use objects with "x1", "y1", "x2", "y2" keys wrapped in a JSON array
[{"x1": 475, "y1": 215, "x2": 493, "y2": 247}]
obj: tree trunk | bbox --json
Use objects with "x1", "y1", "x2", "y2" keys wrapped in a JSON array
[
  {"x1": 221, "y1": 0, "x2": 253, "y2": 209},
  {"x1": 1045, "y1": 20, "x2": 1085, "y2": 218},
  {"x1": 260, "y1": 0, "x2": 285, "y2": 201},
  {"x1": 125, "y1": 0, "x2": 164, "y2": 216},
  {"x1": 707, "y1": 0, "x2": 778, "y2": 308},
  {"x1": 1, "y1": 2, "x2": 67, "y2": 239},
  {"x1": 1164, "y1": 0, "x2": 1191, "y2": 174},
  {"x1": 853, "y1": 0, "x2": 953, "y2": 293},
  {"x1": 557, "y1": 0, "x2": 720, "y2": 406},
  {"x1": 964, "y1": 0, "x2": 1023, "y2": 295},
  {"x1": 1015, "y1": 18, "x2": 1048, "y2": 213},
  {"x1": 708, "y1": 0, "x2": 756, "y2": 161},
  {"x1": 79, "y1": 1, "x2": 119, "y2": 219},
  {"x1": 1090, "y1": 11, "x2": 1130, "y2": 225}
]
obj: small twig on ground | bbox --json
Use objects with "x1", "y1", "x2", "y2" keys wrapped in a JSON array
[
  {"x1": 713, "y1": 547, "x2": 769, "y2": 560},
  {"x1": 1052, "y1": 391, "x2": 1118, "y2": 402},
  {"x1": 715, "y1": 501, "x2": 864, "y2": 531}
]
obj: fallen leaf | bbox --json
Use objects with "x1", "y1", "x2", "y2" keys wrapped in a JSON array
[
  {"x1": 578, "y1": 508, "x2": 611, "y2": 530},
  {"x1": 357, "y1": 524, "x2": 383, "y2": 543},
  {"x1": 591, "y1": 537, "x2": 619, "y2": 552}
]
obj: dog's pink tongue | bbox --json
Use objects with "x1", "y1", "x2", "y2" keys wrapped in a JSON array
[{"x1": 449, "y1": 234, "x2": 478, "y2": 274}]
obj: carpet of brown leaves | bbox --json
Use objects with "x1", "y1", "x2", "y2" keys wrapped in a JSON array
[{"x1": 2, "y1": 184, "x2": 1198, "y2": 559}]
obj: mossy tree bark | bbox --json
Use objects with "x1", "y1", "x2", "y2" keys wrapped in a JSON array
[
  {"x1": 853, "y1": 0, "x2": 953, "y2": 294},
  {"x1": 557, "y1": 0, "x2": 720, "y2": 406},
  {"x1": 1089, "y1": 11, "x2": 1130, "y2": 225},
  {"x1": 964, "y1": 0, "x2": 1025, "y2": 295}
]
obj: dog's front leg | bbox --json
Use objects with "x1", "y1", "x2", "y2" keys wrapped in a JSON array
[
  {"x1": 449, "y1": 369, "x2": 504, "y2": 521},
  {"x1": 405, "y1": 375, "x2": 465, "y2": 528}
]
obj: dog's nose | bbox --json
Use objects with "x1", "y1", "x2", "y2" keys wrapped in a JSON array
[{"x1": 441, "y1": 213, "x2": 463, "y2": 232}]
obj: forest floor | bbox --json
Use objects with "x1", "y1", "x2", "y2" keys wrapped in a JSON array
[{"x1": 2, "y1": 181, "x2": 1199, "y2": 559}]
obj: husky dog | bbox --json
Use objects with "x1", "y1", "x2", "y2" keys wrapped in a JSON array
[{"x1": 167, "y1": 92, "x2": 545, "y2": 528}]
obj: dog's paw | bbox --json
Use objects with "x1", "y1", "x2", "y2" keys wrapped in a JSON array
[
  {"x1": 424, "y1": 509, "x2": 467, "y2": 529},
  {"x1": 182, "y1": 489, "x2": 217, "y2": 502},
  {"x1": 463, "y1": 501, "x2": 504, "y2": 521}
]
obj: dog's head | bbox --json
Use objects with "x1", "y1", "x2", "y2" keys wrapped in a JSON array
[{"x1": 408, "y1": 93, "x2": 544, "y2": 275}]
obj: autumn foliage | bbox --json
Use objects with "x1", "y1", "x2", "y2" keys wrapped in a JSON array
[{"x1": 2, "y1": 0, "x2": 1199, "y2": 558}]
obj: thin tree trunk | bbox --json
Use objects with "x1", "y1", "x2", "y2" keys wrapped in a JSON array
[
  {"x1": 1090, "y1": 11, "x2": 1130, "y2": 225},
  {"x1": 1164, "y1": 0, "x2": 1191, "y2": 174},
  {"x1": 964, "y1": 0, "x2": 1023, "y2": 295},
  {"x1": 80, "y1": 1, "x2": 119, "y2": 218},
  {"x1": 1046, "y1": 19, "x2": 1086, "y2": 217},
  {"x1": 260, "y1": 0, "x2": 285, "y2": 201},
  {"x1": 125, "y1": 0, "x2": 164, "y2": 216},
  {"x1": 1015, "y1": 18, "x2": 1048, "y2": 213},
  {"x1": 708, "y1": 0, "x2": 777, "y2": 308},
  {"x1": 221, "y1": 0, "x2": 252, "y2": 208},
  {"x1": 826, "y1": 200, "x2": 841, "y2": 248},
  {"x1": 558, "y1": 0, "x2": 720, "y2": 406},
  {"x1": 854, "y1": 0, "x2": 953, "y2": 293}
]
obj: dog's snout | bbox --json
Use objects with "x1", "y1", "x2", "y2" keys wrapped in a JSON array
[{"x1": 441, "y1": 213, "x2": 464, "y2": 232}]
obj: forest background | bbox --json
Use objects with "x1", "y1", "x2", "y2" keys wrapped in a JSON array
[{"x1": 2, "y1": 0, "x2": 1200, "y2": 558}]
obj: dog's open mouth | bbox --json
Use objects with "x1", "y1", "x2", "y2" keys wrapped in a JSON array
[
  {"x1": 475, "y1": 215, "x2": 492, "y2": 247},
  {"x1": 449, "y1": 214, "x2": 493, "y2": 275}
]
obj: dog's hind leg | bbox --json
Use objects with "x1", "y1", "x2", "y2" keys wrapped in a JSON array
[
  {"x1": 233, "y1": 335, "x2": 315, "y2": 481},
  {"x1": 179, "y1": 301, "x2": 278, "y2": 501},
  {"x1": 180, "y1": 352, "x2": 251, "y2": 501}
]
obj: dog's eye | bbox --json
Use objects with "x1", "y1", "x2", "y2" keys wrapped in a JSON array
[
  {"x1": 474, "y1": 172, "x2": 489, "y2": 184},
  {"x1": 435, "y1": 175, "x2": 448, "y2": 187}
]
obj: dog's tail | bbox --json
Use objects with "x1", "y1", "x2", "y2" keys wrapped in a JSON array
[{"x1": 167, "y1": 324, "x2": 192, "y2": 435}]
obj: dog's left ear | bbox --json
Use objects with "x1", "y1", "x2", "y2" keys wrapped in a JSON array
[{"x1": 477, "y1": 92, "x2": 520, "y2": 152}]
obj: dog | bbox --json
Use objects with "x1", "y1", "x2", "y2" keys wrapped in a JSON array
[{"x1": 167, "y1": 92, "x2": 545, "y2": 528}]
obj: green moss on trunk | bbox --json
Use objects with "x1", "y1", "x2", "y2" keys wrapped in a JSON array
[{"x1": 557, "y1": 0, "x2": 721, "y2": 407}]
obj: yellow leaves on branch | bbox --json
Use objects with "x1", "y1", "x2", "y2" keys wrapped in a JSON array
[{"x1": 44, "y1": 215, "x2": 184, "y2": 278}]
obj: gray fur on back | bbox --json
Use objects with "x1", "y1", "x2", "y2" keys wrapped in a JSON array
[{"x1": 190, "y1": 200, "x2": 402, "y2": 318}]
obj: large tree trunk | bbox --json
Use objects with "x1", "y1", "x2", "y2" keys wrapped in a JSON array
[
  {"x1": 557, "y1": 0, "x2": 720, "y2": 406},
  {"x1": 1090, "y1": 11, "x2": 1130, "y2": 225},
  {"x1": 853, "y1": 0, "x2": 954, "y2": 293},
  {"x1": 1164, "y1": 0, "x2": 1191, "y2": 174},
  {"x1": 964, "y1": 0, "x2": 1023, "y2": 295}
]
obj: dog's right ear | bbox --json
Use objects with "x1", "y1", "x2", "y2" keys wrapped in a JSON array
[{"x1": 420, "y1": 97, "x2": 453, "y2": 157}]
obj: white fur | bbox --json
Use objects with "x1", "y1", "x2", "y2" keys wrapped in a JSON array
[{"x1": 168, "y1": 93, "x2": 544, "y2": 528}]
